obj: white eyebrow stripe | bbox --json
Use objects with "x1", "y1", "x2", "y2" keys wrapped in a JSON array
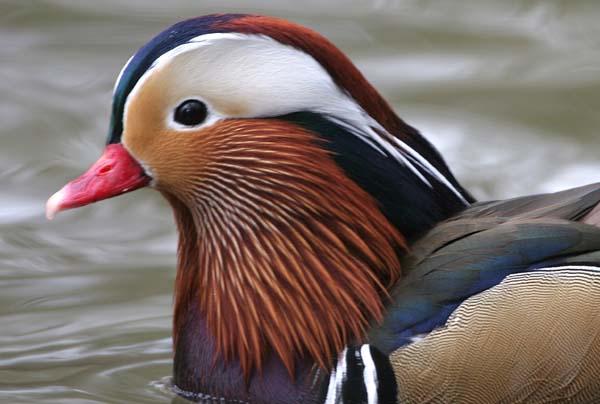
[
  {"x1": 393, "y1": 135, "x2": 468, "y2": 203},
  {"x1": 113, "y1": 54, "x2": 134, "y2": 94},
  {"x1": 119, "y1": 32, "x2": 465, "y2": 202}
]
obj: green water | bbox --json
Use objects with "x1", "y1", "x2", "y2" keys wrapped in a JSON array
[{"x1": 1, "y1": 1, "x2": 600, "y2": 403}]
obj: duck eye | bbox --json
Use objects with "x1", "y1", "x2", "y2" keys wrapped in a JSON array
[{"x1": 174, "y1": 99, "x2": 207, "y2": 126}]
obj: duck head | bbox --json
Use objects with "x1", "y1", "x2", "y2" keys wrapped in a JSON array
[{"x1": 46, "y1": 14, "x2": 471, "y2": 398}]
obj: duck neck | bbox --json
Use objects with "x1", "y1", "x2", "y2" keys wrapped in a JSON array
[
  {"x1": 162, "y1": 121, "x2": 407, "y2": 400},
  {"x1": 173, "y1": 297, "x2": 327, "y2": 403}
]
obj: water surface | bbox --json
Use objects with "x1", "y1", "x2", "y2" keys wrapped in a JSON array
[{"x1": 2, "y1": 1, "x2": 600, "y2": 403}]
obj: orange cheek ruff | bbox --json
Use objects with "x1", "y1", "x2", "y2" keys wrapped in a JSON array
[{"x1": 160, "y1": 118, "x2": 407, "y2": 380}]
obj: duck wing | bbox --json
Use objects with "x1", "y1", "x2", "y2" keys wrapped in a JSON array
[{"x1": 367, "y1": 183, "x2": 600, "y2": 402}]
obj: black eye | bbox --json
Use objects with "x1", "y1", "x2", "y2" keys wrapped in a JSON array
[{"x1": 174, "y1": 99, "x2": 207, "y2": 126}]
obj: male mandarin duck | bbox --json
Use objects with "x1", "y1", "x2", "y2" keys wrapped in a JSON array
[{"x1": 45, "y1": 14, "x2": 600, "y2": 404}]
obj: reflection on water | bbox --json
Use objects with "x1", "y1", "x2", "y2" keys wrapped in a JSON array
[{"x1": 1, "y1": 1, "x2": 600, "y2": 402}]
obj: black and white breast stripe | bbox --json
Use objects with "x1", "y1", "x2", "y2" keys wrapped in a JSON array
[{"x1": 324, "y1": 345, "x2": 397, "y2": 404}]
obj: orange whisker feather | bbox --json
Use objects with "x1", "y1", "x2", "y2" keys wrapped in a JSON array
[{"x1": 166, "y1": 119, "x2": 406, "y2": 380}]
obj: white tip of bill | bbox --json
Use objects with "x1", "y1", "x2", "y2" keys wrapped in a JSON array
[{"x1": 45, "y1": 188, "x2": 66, "y2": 220}]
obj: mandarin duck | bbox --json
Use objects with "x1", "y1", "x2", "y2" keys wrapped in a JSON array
[{"x1": 46, "y1": 14, "x2": 600, "y2": 404}]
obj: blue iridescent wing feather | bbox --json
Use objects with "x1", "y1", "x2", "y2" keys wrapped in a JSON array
[{"x1": 370, "y1": 183, "x2": 600, "y2": 353}]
